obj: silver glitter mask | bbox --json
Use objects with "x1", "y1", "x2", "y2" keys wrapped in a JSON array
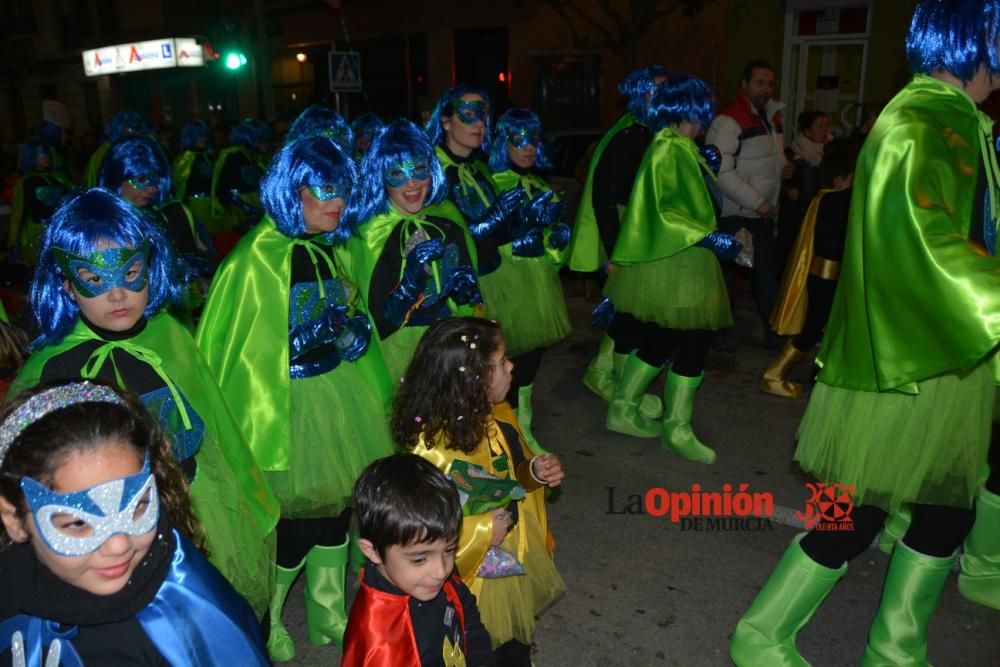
[
  {"x1": 20, "y1": 454, "x2": 159, "y2": 557},
  {"x1": 0, "y1": 382, "x2": 127, "y2": 467}
]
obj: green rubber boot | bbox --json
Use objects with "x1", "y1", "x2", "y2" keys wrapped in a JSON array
[
  {"x1": 730, "y1": 535, "x2": 846, "y2": 666},
  {"x1": 959, "y1": 487, "x2": 1000, "y2": 610},
  {"x1": 606, "y1": 353, "x2": 661, "y2": 438},
  {"x1": 877, "y1": 505, "x2": 913, "y2": 555},
  {"x1": 515, "y1": 384, "x2": 549, "y2": 454},
  {"x1": 583, "y1": 335, "x2": 615, "y2": 400},
  {"x1": 861, "y1": 542, "x2": 956, "y2": 666},
  {"x1": 267, "y1": 559, "x2": 305, "y2": 662},
  {"x1": 612, "y1": 352, "x2": 664, "y2": 420},
  {"x1": 304, "y1": 540, "x2": 349, "y2": 648},
  {"x1": 660, "y1": 370, "x2": 716, "y2": 464}
]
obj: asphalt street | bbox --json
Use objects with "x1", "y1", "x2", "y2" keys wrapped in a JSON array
[{"x1": 282, "y1": 289, "x2": 1000, "y2": 666}]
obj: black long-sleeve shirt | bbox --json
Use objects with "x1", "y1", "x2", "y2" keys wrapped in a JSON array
[{"x1": 591, "y1": 124, "x2": 653, "y2": 256}]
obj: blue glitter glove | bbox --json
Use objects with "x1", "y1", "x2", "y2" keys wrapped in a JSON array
[
  {"x1": 290, "y1": 304, "x2": 348, "y2": 358},
  {"x1": 696, "y1": 231, "x2": 743, "y2": 262},
  {"x1": 511, "y1": 190, "x2": 560, "y2": 237},
  {"x1": 467, "y1": 187, "x2": 524, "y2": 240},
  {"x1": 384, "y1": 239, "x2": 444, "y2": 327},
  {"x1": 441, "y1": 264, "x2": 482, "y2": 305},
  {"x1": 591, "y1": 298, "x2": 616, "y2": 328},
  {"x1": 333, "y1": 313, "x2": 371, "y2": 361},
  {"x1": 548, "y1": 223, "x2": 571, "y2": 250},
  {"x1": 512, "y1": 231, "x2": 544, "y2": 257},
  {"x1": 700, "y1": 144, "x2": 722, "y2": 175}
]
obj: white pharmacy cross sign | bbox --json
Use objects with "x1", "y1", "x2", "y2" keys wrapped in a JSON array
[{"x1": 329, "y1": 52, "x2": 362, "y2": 92}]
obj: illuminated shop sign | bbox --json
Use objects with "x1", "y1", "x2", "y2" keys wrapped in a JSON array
[{"x1": 82, "y1": 37, "x2": 204, "y2": 76}]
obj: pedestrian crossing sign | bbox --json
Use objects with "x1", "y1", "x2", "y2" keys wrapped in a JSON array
[{"x1": 328, "y1": 51, "x2": 362, "y2": 92}]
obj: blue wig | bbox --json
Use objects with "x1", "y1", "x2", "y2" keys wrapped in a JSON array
[
  {"x1": 98, "y1": 136, "x2": 172, "y2": 206},
  {"x1": 30, "y1": 188, "x2": 179, "y2": 349},
  {"x1": 906, "y1": 0, "x2": 1000, "y2": 81},
  {"x1": 618, "y1": 65, "x2": 668, "y2": 122},
  {"x1": 37, "y1": 121, "x2": 63, "y2": 147},
  {"x1": 423, "y1": 84, "x2": 493, "y2": 152},
  {"x1": 350, "y1": 112, "x2": 386, "y2": 153},
  {"x1": 229, "y1": 119, "x2": 271, "y2": 149},
  {"x1": 487, "y1": 108, "x2": 554, "y2": 172},
  {"x1": 19, "y1": 143, "x2": 50, "y2": 174},
  {"x1": 647, "y1": 75, "x2": 714, "y2": 133},
  {"x1": 286, "y1": 105, "x2": 355, "y2": 153},
  {"x1": 259, "y1": 135, "x2": 358, "y2": 244},
  {"x1": 180, "y1": 120, "x2": 210, "y2": 150},
  {"x1": 104, "y1": 110, "x2": 147, "y2": 143},
  {"x1": 355, "y1": 119, "x2": 447, "y2": 223}
]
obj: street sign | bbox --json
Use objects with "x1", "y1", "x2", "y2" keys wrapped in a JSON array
[{"x1": 328, "y1": 51, "x2": 362, "y2": 92}]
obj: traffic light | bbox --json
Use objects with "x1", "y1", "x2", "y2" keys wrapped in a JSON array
[{"x1": 223, "y1": 50, "x2": 247, "y2": 70}]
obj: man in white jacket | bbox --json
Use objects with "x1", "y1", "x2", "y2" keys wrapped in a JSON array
[{"x1": 706, "y1": 60, "x2": 792, "y2": 349}]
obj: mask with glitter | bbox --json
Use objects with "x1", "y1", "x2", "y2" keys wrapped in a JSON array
[
  {"x1": 507, "y1": 132, "x2": 541, "y2": 149},
  {"x1": 20, "y1": 453, "x2": 159, "y2": 557},
  {"x1": 384, "y1": 156, "x2": 432, "y2": 188},
  {"x1": 53, "y1": 237, "x2": 151, "y2": 299},
  {"x1": 452, "y1": 100, "x2": 488, "y2": 125}
]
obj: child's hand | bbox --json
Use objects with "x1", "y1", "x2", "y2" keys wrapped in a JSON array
[
  {"x1": 490, "y1": 508, "x2": 513, "y2": 546},
  {"x1": 531, "y1": 454, "x2": 564, "y2": 487}
]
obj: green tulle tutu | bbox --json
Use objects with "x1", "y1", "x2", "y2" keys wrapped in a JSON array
[
  {"x1": 795, "y1": 361, "x2": 994, "y2": 512},
  {"x1": 268, "y1": 360, "x2": 397, "y2": 518},
  {"x1": 479, "y1": 252, "x2": 570, "y2": 358},
  {"x1": 475, "y1": 510, "x2": 566, "y2": 648},
  {"x1": 604, "y1": 246, "x2": 732, "y2": 330},
  {"x1": 378, "y1": 325, "x2": 427, "y2": 383},
  {"x1": 190, "y1": 432, "x2": 276, "y2": 617}
]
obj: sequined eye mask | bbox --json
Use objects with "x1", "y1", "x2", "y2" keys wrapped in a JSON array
[
  {"x1": 307, "y1": 183, "x2": 352, "y2": 202},
  {"x1": 126, "y1": 174, "x2": 158, "y2": 191},
  {"x1": 384, "y1": 157, "x2": 432, "y2": 188},
  {"x1": 21, "y1": 454, "x2": 159, "y2": 557},
  {"x1": 452, "y1": 100, "x2": 488, "y2": 125},
  {"x1": 53, "y1": 238, "x2": 152, "y2": 299},
  {"x1": 507, "y1": 132, "x2": 541, "y2": 149}
]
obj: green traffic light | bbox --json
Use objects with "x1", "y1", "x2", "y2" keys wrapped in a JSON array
[{"x1": 224, "y1": 52, "x2": 247, "y2": 70}]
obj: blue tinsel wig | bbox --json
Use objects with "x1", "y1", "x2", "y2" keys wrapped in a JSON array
[
  {"x1": 286, "y1": 104, "x2": 355, "y2": 153},
  {"x1": 37, "y1": 121, "x2": 63, "y2": 147},
  {"x1": 259, "y1": 135, "x2": 358, "y2": 244},
  {"x1": 618, "y1": 65, "x2": 668, "y2": 122},
  {"x1": 350, "y1": 112, "x2": 386, "y2": 154},
  {"x1": 229, "y1": 119, "x2": 271, "y2": 149},
  {"x1": 487, "y1": 108, "x2": 554, "y2": 172},
  {"x1": 98, "y1": 136, "x2": 172, "y2": 206},
  {"x1": 906, "y1": 0, "x2": 1000, "y2": 82},
  {"x1": 647, "y1": 75, "x2": 714, "y2": 133},
  {"x1": 423, "y1": 84, "x2": 493, "y2": 152},
  {"x1": 104, "y1": 111, "x2": 147, "y2": 143},
  {"x1": 355, "y1": 119, "x2": 446, "y2": 223},
  {"x1": 30, "y1": 188, "x2": 179, "y2": 349},
  {"x1": 181, "y1": 120, "x2": 210, "y2": 150},
  {"x1": 19, "y1": 143, "x2": 50, "y2": 174}
]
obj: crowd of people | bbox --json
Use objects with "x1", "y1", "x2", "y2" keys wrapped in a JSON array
[{"x1": 0, "y1": 0, "x2": 998, "y2": 664}]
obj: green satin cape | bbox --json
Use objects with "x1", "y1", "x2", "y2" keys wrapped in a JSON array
[
  {"x1": 83, "y1": 142, "x2": 110, "y2": 188},
  {"x1": 8, "y1": 171, "x2": 72, "y2": 255},
  {"x1": 196, "y1": 217, "x2": 394, "y2": 471},
  {"x1": 172, "y1": 149, "x2": 212, "y2": 202},
  {"x1": 816, "y1": 75, "x2": 1000, "y2": 393},
  {"x1": 611, "y1": 127, "x2": 716, "y2": 265},
  {"x1": 12, "y1": 314, "x2": 279, "y2": 534},
  {"x1": 490, "y1": 169, "x2": 565, "y2": 266},
  {"x1": 567, "y1": 113, "x2": 635, "y2": 271},
  {"x1": 344, "y1": 200, "x2": 480, "y2": 323},
  {"x1": 434, "y1": 145, "x2": 498, "y2": 211},
  {"x1": 209, "y1": 145, "x2": 263, "y2": 229}
]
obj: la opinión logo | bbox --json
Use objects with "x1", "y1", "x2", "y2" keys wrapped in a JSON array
[
  {"x1": 796, "y1": 482, "x2": 855, "y2": 531},
  {"x1": 606, "y1": 483, "x2": 775, "y2": 531}
]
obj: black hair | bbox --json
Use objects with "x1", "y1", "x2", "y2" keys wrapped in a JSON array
[
  {"x1": 0, "y1": 380, "x2": 201, "y2": 550},
  {"x1": 391, "y1": 317, "x2": 504, "y2": 454},
  {"x1": 797, "y1": 110, "x2": 828, "y2": 134},
  {"x1": 354, "y1": 454, "x2": 462, "y2": 558},
  {"x1": 742, "y1": 60, "x2": 774, "y2": 83},
  {"x1": 818, "y1": 137, "x2": 860, "y2": 188}
]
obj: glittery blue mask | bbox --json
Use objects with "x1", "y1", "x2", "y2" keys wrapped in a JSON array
[
  {"x1": 384, "y1": 156, "x2": 432, "y2": 188},
  {"x1": 53, "y1": 238, "x2": 151, "y2": 299},
  {"x1": 126, "y1": 174, "x2": 158, "y2": 191},
  {"x1": 507, "y1": 132, "x2": 541, "y2": 149},
  {"x1": 20, "y1": 454, "x2": 159, "y2": 557},
  {"x1": 452, "y1": 100, "x2": 488, "y2": 125},
  {"x1": 307, "y1": 183, "x2": 352, "y2": 202}
]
